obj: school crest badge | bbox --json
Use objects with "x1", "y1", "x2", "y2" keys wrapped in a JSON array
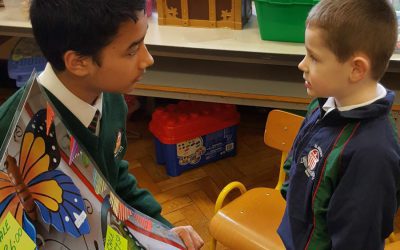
[
  {"x1": 114, "y1": 130, "x2": 124, "y2": 158},
  {"x1": 302, "y1": 145, "x2": 323, "y2": 180}
]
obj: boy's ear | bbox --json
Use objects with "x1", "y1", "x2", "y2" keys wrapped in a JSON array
[
  {"x1": 349, "y1": 54, "x2": 371, "y2": 83},
  {"x1": 63, "y1": 50, "x2": 92, "y2": 77}
]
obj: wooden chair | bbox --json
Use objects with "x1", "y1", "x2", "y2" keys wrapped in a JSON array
[
  {"x1": 386, "y1": 240, "x2": 400, "y2": 250},
  {"x1": 385, "y1": 233, "x2": 400, "y2": 249},
  {"x1": 209, "y1": 110, "x2": 304, "y2": 250}
]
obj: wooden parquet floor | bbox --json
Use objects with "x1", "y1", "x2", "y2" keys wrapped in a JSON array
[{"x1": 124, "y1": 105, "x2": 281, "y2": 249}]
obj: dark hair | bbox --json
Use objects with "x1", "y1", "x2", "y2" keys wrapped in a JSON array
[
  {"x1": 307, "y1": 0, "x2": 397, "y2": 80},
  {"x1": 30, "y1": 0, "x2": 146, "y2": 71}
]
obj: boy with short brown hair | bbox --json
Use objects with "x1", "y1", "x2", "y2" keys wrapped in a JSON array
[{"x1": 278, "y1": 0, "x2": 400, "y2": 249}]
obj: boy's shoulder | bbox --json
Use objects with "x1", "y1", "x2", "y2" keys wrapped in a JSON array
[
  {"x1": 102, "y1": 92, "x2": 127, "y2": 110},
  {"x1": 343, "y1": 111, "x2": 400, "y2": 162},
  {"x1": 101, "y1": 92, "x2": 128, "y2": 121},
  {"x1": 360, "y1": 114, "x2": 397, "y2": 140}
]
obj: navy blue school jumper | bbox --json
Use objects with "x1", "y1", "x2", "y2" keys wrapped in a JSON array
[{"x1": 278, "y1": 91, "x2": 400, "y2": 250}]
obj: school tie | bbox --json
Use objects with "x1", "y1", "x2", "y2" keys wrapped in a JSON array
[{"x1": 88, "y1": 110, "x2": 100, "y2": 134}]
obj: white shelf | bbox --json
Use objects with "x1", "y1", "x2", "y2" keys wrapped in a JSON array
[
  {"x1": 0, "y1": 8, "x2": 398, "y2": 61},
  {"x1": 145, "y1": 13, "x2": 307, "y2": 56}
]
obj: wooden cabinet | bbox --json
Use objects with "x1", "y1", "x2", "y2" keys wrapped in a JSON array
[{"x1": 156, "y1": 0, "x2": 252, "y2": 29}]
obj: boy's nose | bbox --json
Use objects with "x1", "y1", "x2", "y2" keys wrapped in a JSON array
[
  {"x1": 139, "y1": 45, "x2": 154, "y2": 69},
  {"x1": 298, "y1": 56, "x2": 307, "y2": 72}
]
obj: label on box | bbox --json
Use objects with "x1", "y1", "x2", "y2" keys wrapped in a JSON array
[
  {"x1": 177, "y1": 137, "x2": 205, "y2": 165},
  {"x1": 176, "y1": 127, "x2": 236, "y2": 166}
]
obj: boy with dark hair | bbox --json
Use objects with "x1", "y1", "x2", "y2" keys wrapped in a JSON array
[
  {"x1": 0, "y1": 0, "x2": 203, "y2": 248},
  {"x1": 278, "y1": 0, "x2": 400, "y2": 249}
]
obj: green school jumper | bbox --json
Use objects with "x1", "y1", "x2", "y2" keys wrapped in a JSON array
[{"x1": 0, "y1": 85, "x2": 172, "y2": 227}]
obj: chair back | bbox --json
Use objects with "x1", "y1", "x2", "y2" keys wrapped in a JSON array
[
  {"x1": 264, "y1": 110, "x2": 304, "y2": 190},
  {"x1": 264, "y1": 110, "x2": 304, "y2": 152}
]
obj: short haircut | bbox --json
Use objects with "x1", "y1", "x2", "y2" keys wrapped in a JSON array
[
  {"x1": 30, "y1": 0, "x2": 146, "y2": 71},
  {"x1": 307, "y1": 0, "x2": 397, "y2": 80}
]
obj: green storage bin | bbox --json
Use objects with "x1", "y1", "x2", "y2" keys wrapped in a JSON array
[{"x1": 254, "y1": 0, "x2": 319, "y2": 43}]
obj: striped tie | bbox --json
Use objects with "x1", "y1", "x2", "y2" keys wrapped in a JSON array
[{"x1": 88, "y1": 110, "x2": 100, "y2": 134}]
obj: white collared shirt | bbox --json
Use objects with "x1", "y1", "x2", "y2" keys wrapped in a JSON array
[
  {"x1": 322, "y1": 84, "x2": 387, "y2": 115},
  {"x1": 37, "y1": 63, "x2": 103, "y2": 134}
]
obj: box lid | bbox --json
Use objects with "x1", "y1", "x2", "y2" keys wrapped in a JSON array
[
  {"x1": 256, "y1": 0, "x2": 318, "y2": 5},
  {"x1": 149, "y1": 101, "x2": 240, "y2": 144}
]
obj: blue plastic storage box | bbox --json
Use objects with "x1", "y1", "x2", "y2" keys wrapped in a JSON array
[{"x1": 149, "y1": 101, "x2": 240, "y2": 176}]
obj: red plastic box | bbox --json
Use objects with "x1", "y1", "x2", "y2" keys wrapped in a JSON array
[{"x1": 149, "y1": 101, "x2": 240, "y2": 176}]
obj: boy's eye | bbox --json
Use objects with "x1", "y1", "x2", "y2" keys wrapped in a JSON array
[
  {"x1": 128, "y1": 48, "x2": 139, "y2": 56},
  {"x1": 127, "y1": 45, "x2": 140, "y2": 56},
  {"x1": 309, "y1": 54, "x2": 317, "y2": 62}
]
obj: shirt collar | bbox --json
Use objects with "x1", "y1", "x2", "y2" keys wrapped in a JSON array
[
  {"x1": 322, "y1": 83, "x2": 387, "y2": 114},
  {"x1": 37, "y1": 63, "x2": 103, "y2": 128}
]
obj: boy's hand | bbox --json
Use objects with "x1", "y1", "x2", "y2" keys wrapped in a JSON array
[{"x1": 171, "y1": 226, "x2": 204, "y2": 250}]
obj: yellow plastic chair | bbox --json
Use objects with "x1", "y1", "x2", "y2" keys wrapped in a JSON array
[
  {"x1": 385, "y1": 232, "x2": 399, "y2": 249},
  {"x1": 386, "y1": 241, "x2": 400, "y2": 250},
  {"x1": 209, "y1": 110, "x2": 304, "y2": 250}
]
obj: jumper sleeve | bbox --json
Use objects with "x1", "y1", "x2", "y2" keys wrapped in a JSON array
[
  {"x1": 326, "y1": 147, "x2": 399, "y2": 250},
  {"x1": 115, "y1": 159, "x2": 173, "y2": 228}
]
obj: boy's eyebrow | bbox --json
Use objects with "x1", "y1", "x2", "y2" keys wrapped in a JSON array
[
  {"x1": 126, "y1": 25, "x2": 148, "y2": 50},
  {"x1": 306, "y1": 47, "x2": 317, "y2": 55},
  {"x1": 127, "y1": 35, "x2": 145, "y2": 50}
]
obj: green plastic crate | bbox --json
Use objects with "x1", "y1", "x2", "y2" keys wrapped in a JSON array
[{"x1": 254, "y1": 0, "x2": 319, "y2": 43}]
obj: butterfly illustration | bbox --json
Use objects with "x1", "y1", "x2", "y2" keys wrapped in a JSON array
[{"x1": 0, "y1": 108, "x2": 90, "y2": 242}]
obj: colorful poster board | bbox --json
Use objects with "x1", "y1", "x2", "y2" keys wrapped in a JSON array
[{"x1": 0, "y1": 73, "x2": 185, "y2": 250}]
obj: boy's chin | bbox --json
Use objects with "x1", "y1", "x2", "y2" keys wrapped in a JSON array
[
  {"x1": 118, "y1": 84, "x2": 136, "y2": 94},
  {"x1": 126, "y1": 86, "x2": 137, "y2": 94},
  {"x1": 306, "y1": 88, "x2": 317, "y2": 97},
  {"x1": 306, "y1": 90, "x2": 329, "y2": 99}
]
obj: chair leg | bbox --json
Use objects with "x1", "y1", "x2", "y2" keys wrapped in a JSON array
[
  {"x1": 274, "y1": 152, "x2": 287, "y2": 190},
  {"x1": 211, "y1": 238, "x2": 217, "y2": 250}
]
